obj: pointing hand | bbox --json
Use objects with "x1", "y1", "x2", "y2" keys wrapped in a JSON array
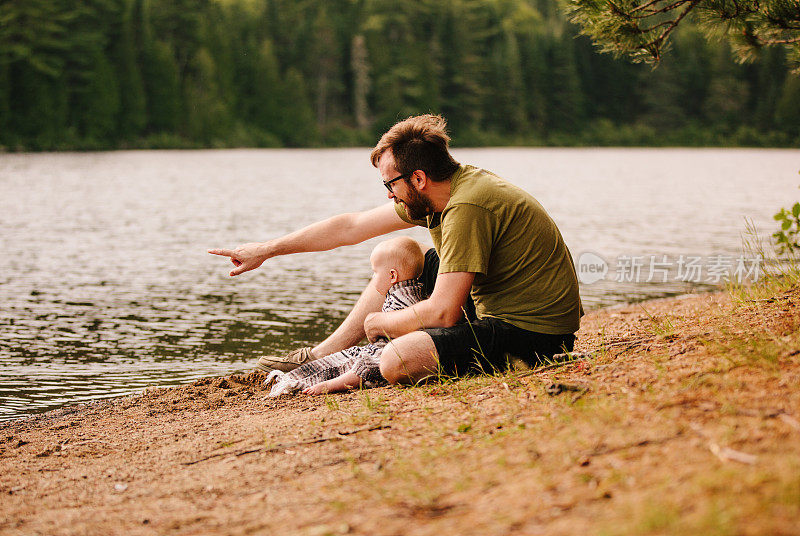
[{"x1": 207, "y1": 243, "x2": 269, "y2": 276}]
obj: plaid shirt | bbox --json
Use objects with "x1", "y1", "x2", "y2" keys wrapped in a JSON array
[{"x1": 267, "y1": 280, "x2": 426, "y2": 396}]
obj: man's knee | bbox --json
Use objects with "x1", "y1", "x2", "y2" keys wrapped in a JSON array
[
  {"x1": 379, "y1": 332, "x2": 439, "y2": 385},
  {"x1": 379, "y1": 345, "x2": 403, "y2": 385}
]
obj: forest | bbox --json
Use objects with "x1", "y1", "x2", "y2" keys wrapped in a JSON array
[{"x1": 1, "y1": 0, "x2": 798, "y2": 151}]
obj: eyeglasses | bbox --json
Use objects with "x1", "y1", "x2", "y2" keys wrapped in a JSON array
[{"x1": 383, "y1": 171, "x2": 412, "y2": 193}]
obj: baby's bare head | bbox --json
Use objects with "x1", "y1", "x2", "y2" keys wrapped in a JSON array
[{"x1": 370, "y1": 237, "x2": 425, "y2": 283}]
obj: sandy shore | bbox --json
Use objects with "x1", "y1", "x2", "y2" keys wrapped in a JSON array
[{"x1": 1, "y1": 287, "x2": 799, "y2": 535}]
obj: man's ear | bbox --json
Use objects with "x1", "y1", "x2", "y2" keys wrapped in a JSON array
[
  {"x1": 412, "y1": 170, "x2": 428, "y2": 190},
  {"x1": 389, "y1": 269, "x2": 399, "y2": 283}
]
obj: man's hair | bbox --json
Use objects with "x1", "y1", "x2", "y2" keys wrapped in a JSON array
[{"x1": 370, "y1": 114, "x2": 460, "y2": 182}]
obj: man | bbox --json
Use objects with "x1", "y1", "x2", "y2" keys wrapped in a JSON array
[{"x1": 209, "y1": 114, "x2": 583, "y2": 384}]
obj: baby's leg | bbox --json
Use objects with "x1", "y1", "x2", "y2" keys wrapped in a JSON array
[
  {"x1": 306, "y1": 343, "x2": 387, "y2": 395},
  {"x1": 303, "y1": 370, "x2": 363, "y2": 395},
  {"x1": 266, "y1": 351, "x2": 351, "y2": 397},
  {"x1": 279, "y1": 347, "x2": 360, "y2": 390},
  {"x1": 350, "y1": 342, "x2": 387, "y2": 387},
  {"x1": 310, "y1": 278, "x2": 385, "y2": 358}
]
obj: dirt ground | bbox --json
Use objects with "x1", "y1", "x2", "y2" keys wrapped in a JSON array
[{"x1": 1, "y1": 286, "x2": 799, "y2": 536}]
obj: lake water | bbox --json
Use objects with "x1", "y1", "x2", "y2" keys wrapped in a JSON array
[{"x1": 1, "y1": 148, "x2": 798, "y2": 420}]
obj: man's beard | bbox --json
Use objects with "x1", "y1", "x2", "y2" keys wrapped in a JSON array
[{"x1": 400, "y1": 186, "x2": 435, "y2": 220}]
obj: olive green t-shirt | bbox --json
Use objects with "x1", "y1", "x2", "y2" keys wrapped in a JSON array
[{"x1": 394, "y1": 164, "x2": 583, "y2": 334}]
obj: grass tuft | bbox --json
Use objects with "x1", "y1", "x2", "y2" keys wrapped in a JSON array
[{"x1": 728, "y1": 218, "x2": 800, "y2": 303}]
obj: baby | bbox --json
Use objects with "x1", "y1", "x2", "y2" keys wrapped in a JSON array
[{"x1": 265, "y1": 236, "x2": 426, "y2": 397}]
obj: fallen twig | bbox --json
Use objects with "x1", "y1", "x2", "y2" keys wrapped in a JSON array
[
  {"x1": 182, "y1": 424, "x2": 391, "y2": 466},
  {"x1": 707, "y1": 442, "x2": 757, "y2": 464},
  {"x1": 515, "y1": 357, "x2": 588, "y2": 377},
  {"x1": 689, "y1": 423, "x2": 757, "y2": 465},
  {"x1": 779, "y1": 413, "x2": 800, "y2": 431},
  {"x1": 545, "y1": 382, "x2": 588, "y2": 396},
  {"x1": 601, "y1": 337, "x2": 654, "y2": 348},
  {"x1": 570, "y1": 389, "x2": 589, "y2": 405},
  {"x1": 586, "y1": 431, "x2": 684, "y2": 457}
]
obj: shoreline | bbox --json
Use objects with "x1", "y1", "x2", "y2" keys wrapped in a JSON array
[
  {"x1": 1, "y1": 289, "x2": 718, "y2": 426},
  {"x1": 2, "y1": 286, "x2": 798, "y2": 535}
]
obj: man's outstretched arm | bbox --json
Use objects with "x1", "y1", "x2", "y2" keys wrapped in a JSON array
[
  {"x1": 364, "y1": 271, "x2": 475, "y2": 341},
  {"x1": 208, "y1": 202, "x2": 413, "y2": 276}
]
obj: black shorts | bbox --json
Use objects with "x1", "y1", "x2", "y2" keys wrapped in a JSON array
[{"x1": 419, "y1": 248, "x2": 576, "y2": 377}]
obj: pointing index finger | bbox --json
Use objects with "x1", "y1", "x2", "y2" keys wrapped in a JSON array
[{"x1": 208, "y1": 248, "x2": 234, "y2": 257}]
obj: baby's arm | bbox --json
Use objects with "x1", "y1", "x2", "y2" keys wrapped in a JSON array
[{"x1": 303, "y1": 370, "x2": 363, "y2": 395}]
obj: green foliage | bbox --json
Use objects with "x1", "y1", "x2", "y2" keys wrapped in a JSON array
[
  {"x1": 773, "y1": 190, "x2": 800, "y2": 256},
  {"x1": 185, "y1": 47, "x2": 231, "y2": 144},
  {"x1": 0, "y1": 0, "x2": 798, "y2": 150},
  {"x1": 568, "y1": 0, "x2": 800, "y2": 71},
  {"x1": 547, "y1": 30, "x2": 586, "y2": 133},
  {"x1": 111, "y1": 0, "x2": 146, "y2": 138},
  {"x1": 278, "y1": 68, "x2": 319, "y2": 147},
  {"x1": 774, "y1": 74, "x2": 800, "y2": 137},
  {"x1": 0, "y1": 0, "x2": 73, "y2": 77},
  {"x1": 247, "y1": 40, "x2": 289, "y2": 142},
  {"x1": 142, "y1": 40, "x2": 182, "y2": 132},
  {"x1": 8, "y1": 63, "x2": 69, "y2": 149},
  {"x1": 75, "y1": 49, "x2": 121, "y2": 142},
  {"x1": 0, "y1": 63, "x2": 9, "y2": 147}
]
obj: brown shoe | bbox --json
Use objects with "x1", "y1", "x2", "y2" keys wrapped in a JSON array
[{"x1": 256, "y1": 347, "x2": 316, "y2": 373}]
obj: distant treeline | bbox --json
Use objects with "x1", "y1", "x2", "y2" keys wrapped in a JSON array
[{"x1": 1, "y1": 0, "x2": 798, "y2": 151}]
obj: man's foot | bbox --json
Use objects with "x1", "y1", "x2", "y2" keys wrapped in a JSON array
[{"x1": 256, "y1": 346, "x2": 316, "y2": 373}]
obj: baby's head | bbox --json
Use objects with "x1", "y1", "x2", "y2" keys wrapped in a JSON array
[{"x1": 370, "y1": 237, "x2": 425, "y2": 294}]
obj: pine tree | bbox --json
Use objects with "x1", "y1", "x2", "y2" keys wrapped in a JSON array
[
  {"x1": 487, "y1": 27, "x2": 527, "y2": 134},
  {"x1": 519, "y1": 28, "x2": 550, "y2": 137},
  {"x1": 0, "y1": 0, "x2": 798, "y2": 149},
  {"x1": 309, "y1": 6, "x2": 341, "y2": 129},
  {"x1": 547, "y1": 29, "x2": 585, "y2": 133},
  {"x1": 0, "y1": 0, "x2": 71, "y2": 77},
  {"x1": 752, "y1": 47, "x2": 787, "y2": 130},
  {"x1": 435, "y1": 0, "x2": 484, "y2": 136},
  {"x1": 250, "y1": 39, "x2": 284, "y2": 142},
  {"x1": 277, "y1": 68, "x2": 318, "y2": 146},
  {"x1": 637, "y1": 54, "x2": 689, "y2": 130},
  {"x1": 142, "y1": 40, "x2": 182, "y2": 133},
  {"x1": 351, "y1": 33, "x2": 371, "y2": 131},
  {"x1": 775, "y1": 74, "x2": 800, "y2": 138},
  {"x1": 8, "y1": 63, "x2": 69, "y2": 149},
  {"x1": 111, "y1": 0, "x2": 146, "y2": 139},
  {"x1": 202, "y1": 2, "x2": 237, "y2": 126},
  {"x1": 573, "y1": 33, "x2": 642, "y2": 125},
  {"x1": 568, "y1": 0, "x2": 800, "y2": 71},
  {"x1": 185, "y1": 47, "x2": 230, "y2": 144},
  {"x1": 0, "y1": 62, "x2": 9, "y2": 147},
  {"x1": 671, "y1": 28, "x2": 712, "y2": 123},
  {"x1": 703, "y1": 44, "x2": 749, "y2": 131},
  {"x1": 75, "y1": 49, "x2": 120, "y2": 142}
]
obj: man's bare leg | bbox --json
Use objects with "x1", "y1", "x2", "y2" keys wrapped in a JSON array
[
  {"x1": 379, "y1": 331, "x2": 440, "y2": 385},
  {"x1": 310, "y1": 277, "x2": 385, "y2": 358}
]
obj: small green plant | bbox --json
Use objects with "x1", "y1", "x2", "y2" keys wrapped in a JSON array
[
  {"x1": 259, "y1": 429, "x2": 276, "y2": 450},
  {"x1": 358, "y1": 389, "x2": 388, "y2": 415},
  {"x1": 729, "y1": 217, "x2": 800, "y2": 303},
  {"x1": 638, "y1": 305, "x2": 675, "y2": 339},
  {"x1": 359, "y1": 390, "x2": 375, "y2": 412},
  {"x1": 772, "y1": 197, "x2": 800, "y2": 256},
  {"x1": 323, "y1": 394, "x2": 340, "y2": 412}
]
